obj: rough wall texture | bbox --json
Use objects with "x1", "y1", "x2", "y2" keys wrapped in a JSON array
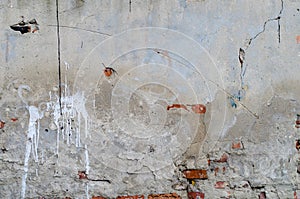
[{"x1": 0, "y1": 0, "x2": 300, "y2": 198}]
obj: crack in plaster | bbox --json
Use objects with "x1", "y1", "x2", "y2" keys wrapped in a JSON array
[
  {"x1": 47, "y1": 25, "x2": 112, "y2": 36},
  {"x1": 246, "y1": 0, "x2": 284, "y2": 48}
]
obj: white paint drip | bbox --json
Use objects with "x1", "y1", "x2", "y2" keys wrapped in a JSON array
[
  {"x1": 19, "y1": 63, "x2": 91, "y2": 198},
  {"x1": 21, "y1": 105, "x2": 43, "y2": 199},
  {"x1": 85, "y1": 144, "x2": 90, "y2": 174}
]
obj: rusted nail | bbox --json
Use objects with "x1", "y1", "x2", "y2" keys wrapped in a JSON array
[{"x1": 102, "y1": 63, "x2": 117, "y2": 77}]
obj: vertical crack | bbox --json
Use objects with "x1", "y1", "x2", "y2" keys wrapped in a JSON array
[
  {"x1": 129, "y1": 0, "x2": 132, "y2": 13},
  {"x1": 277, "y1": 0, "x2": 284, "y2": 43},
  {"x1": 56, "y1": 0, "x2": 62, "y2": 115}
]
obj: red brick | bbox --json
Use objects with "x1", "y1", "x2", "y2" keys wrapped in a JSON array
[
  {"x1": 117, "y1": 195, "x2": 144, "y2": 199},
  {"x1": 187, "y1": 192, "x2": 204, "y2": 199},
  {"x1": 148, "y1": 193, "x2": 181, "y2": 199},
  {"x1": 222, "y1": 166, "x2": 226, "y2": 174},
  {"x1": 297, "y1": 35, "x2": 300, "y2": 44},
  {"x1": 214, "y1": 181, "x2": 227, "y2": 189},
  {"x1": 259, "y1": 192, "x2": 266, "y2": 199},
  {"x1": 92, "y1": 196, "x2": 107, "y2": 199},
  {"x1": 191, "y1": 104, "x2": 206, "y2": 114},
  {"x1": 215, "y1": 153, "x2": 228, "y2": 163},
  {"x1": 232, "y1": 141, "x2": 243, "y2": 149},
  {"x1": 78, "y1": 171, "x2": 88, "y2": 179},
  {"x1": 0, "y1": 121, "x2": 5, "y2": 129},
  {"x1": 296, "y1": 140, "x2": 300, "y2": 151},
  {"x1": 214, "y1": 167, "x2": 219, "y2": 176},
  {"x1": 183, "y1": 169, "x2": 208, "y2": 180},
  {"x1": 11, "y1": 118, "x2": 18, "y2": 122}
]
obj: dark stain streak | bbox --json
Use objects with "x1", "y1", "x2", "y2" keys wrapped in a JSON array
[
  {"x1": 277, "y1": 0, "x2": 284, "y2": 43},
  {"x1": 56, "y1": 0, "x2": 63, "y2": 115},
  {"x1": 129, "y1": 0, "x2": 132, "y2": 13},
  {"x1": 238, "y1": 48, "x2": 246, "y2": 97},
  {"x1": 47, "y1": 25, "x2": 112, "y2": 36}
]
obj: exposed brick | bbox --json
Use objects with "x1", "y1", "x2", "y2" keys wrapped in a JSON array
[
  {"x1": 191, "y1": 104, "x2": 206, "y2": 114},
  {"x1": 222, "y1": 166, "x2": 226, "y2": 174},
  {"x1": 296, "y1": 140, "x2": 300, "y2": 151},
  {"x1": 297, "y1": 35, "x2": 300, "y2": 44},
  {"x1": 148, "y1": 193, "x2": 181, "y2": 199},
  {"x1": 92, "y1": 196, "x2": 107, "y2": 199},
  {"x1": 117, "y1": 195, "x2": 144, "y2": 199},
  {"x1": 183, "y1": 169, "x2": 208, "y2": 180},
  {"x1": 297, "y1": 165, "x2": 300, "y2": 174},
  {"x1": 10, "y1": 118, "x2": 18, "y2": 122},
  {"x1": 0, "y1": 120, "x2": 5, "y2": 129},
  {"x1": 231, "y1": 141, "x2": 243, "y2": 149},
  {"x1": 296, "y1": 114, "x2": 300, "y2": 128},
  {"x1": 167, "y1": 104, "x2": 188, "y2": 111},
  {"x1": 259, "y1": 192, "x2": 266, "y2": 199},
  {"x1": 214, "y1": 181, "x2": 227, "y2": 189},
  {"x1": 215, "y1": 153, "x2": 229, "y2": 163},
  {"x1": 187, "y1": 192, "x2": 205, "y2": 199},
  {"x1": 214, "y1": 167, "x2": 219, "y2": 176},
  {"x1": 78, "y1": 170, "x2": 88, "y2": 179}
]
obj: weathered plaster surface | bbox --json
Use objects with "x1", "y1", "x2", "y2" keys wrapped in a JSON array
[{"x1": 0, "y1": 0, "x2": 300, "y2": 198}]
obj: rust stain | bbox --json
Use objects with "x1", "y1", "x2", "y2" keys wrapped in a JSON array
[{"x1": 167, "y1": 104, "x2": 188, "y2": 111}]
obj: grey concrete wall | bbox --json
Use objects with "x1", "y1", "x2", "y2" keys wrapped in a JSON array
[{"x1": 0, "y1": 0, "x2": 300, "y2": 198}]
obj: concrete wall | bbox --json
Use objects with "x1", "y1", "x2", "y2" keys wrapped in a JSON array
[{"x1": 0, "y1": 0, "x2": 300, "y2": 198}]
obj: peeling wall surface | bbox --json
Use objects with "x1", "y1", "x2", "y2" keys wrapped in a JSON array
[{"x1": 0, "y1": 0, "x2": 300, "y2": 198}]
